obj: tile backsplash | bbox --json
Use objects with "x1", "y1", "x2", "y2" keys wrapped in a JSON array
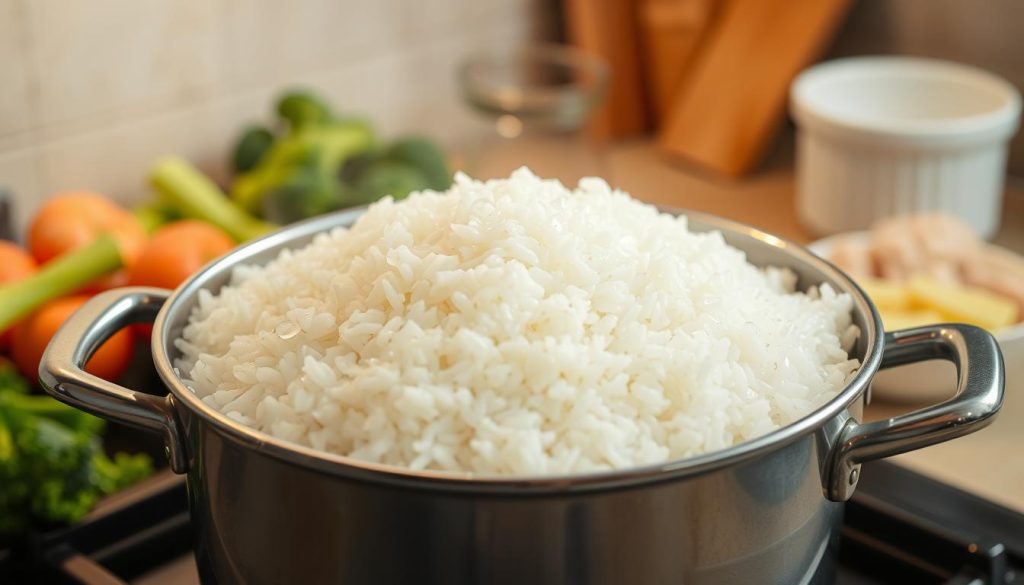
[{"x1": 0, "y1": 0, "x2": 549, "y2": 238}]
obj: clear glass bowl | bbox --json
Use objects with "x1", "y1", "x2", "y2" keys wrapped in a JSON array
[{"x1": 457, "y1": 44, "x2": 610, "y2": 184}]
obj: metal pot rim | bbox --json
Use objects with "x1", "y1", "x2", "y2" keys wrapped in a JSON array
[{"x1": 150, "y1": 207, "x2": 884, "y2": 493}]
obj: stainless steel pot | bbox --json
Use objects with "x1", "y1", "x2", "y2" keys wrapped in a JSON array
[{"x1": 39, "y1": 209, "x2": 1004, "y2": 585}]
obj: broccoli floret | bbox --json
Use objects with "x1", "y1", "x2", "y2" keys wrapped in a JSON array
[
  {"x1": 277, "y1": 90, "x2": 334, "y2": 130},
  {"x1": 260, "y1": 150, "x2": 345, "y2": 224},
  {"x1": 349, "y1": 161, "x2": 430, "y2": 206},
  {"x1": 379, "y1": 137, "x2": 451, "y2": 191},
  {"x1": 232, "y1": 125, "x2": 276, "y2": 174},
  {"x1": 0, "y1": 360, "x2": 152, "y2": 536},
  {"x1": 231, "y1": 119, "x2": 375, "y2": 219},
  {"x1": 229, "y1": 88, "x2": 452, "y2": 223}
]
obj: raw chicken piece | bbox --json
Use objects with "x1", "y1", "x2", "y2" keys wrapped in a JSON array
[
  {"x1": 869, "y1": 214, "x2": 980, "y2": 282},
  {"x1": 870, "y1": 217, "x2": 923, "y2": 280},
  {"x1": 829, "y1": 235, "x2": 874, "y2": 278},
  {"x1": 922, "y1": 260, "x2": 960, "y2": 284},
  {"x1": 827, "y1": 212, "x2": 1024, "y2": 329},
  {"x1": 962, "y1": 245, "x2": 1024, "y2": 315},
  {"x1": 913, "y1": 214, "x2": 980, "y2": 261}
]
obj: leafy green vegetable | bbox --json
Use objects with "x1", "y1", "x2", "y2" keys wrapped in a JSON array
[
  {"x1": 351, "y1": 161, "x2": 429, "y2": 205},
  {"x1": 379, "y1": 137, "x2": 451, "y2": 192},
  {"x1": 150, "y1": 157, "x2": 277, "y2": 242},
  {"x1": 232, "y1": 126, "x2": 276, "y2": 174},
  {"x1": 0, "y1": 360, "x2": 152, "y2": 536},
  {"x1": 277, "y1": 90, "x2": 334, "y2": 130},
  {"x1": 260, "y1": 150, "x2": 346, "y2": 224},
  {"x1": 233, "y1": 122, "x2": 375, "y2": 223},
  {"x1": 228, "y1": 88, "x2": 452, "y2": 223}
]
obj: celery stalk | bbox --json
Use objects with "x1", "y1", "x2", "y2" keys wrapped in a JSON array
[
  {"x1": 149, "y1": 157, "x2": 276, "y2": 242},
  {"x1": 0, "y1": 234, "x2": 122, "y2": 331}
]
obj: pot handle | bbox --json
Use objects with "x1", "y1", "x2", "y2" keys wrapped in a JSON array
[
  {"x1": 38, "y1": 287, "x2": 188, "y2": 473},
  {"x1": 825, "y1": 323, "x2": 1003, "y2": 501}
]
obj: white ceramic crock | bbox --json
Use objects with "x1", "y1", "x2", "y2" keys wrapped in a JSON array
[{"x1": 791, "y1": 57, "x2": 1022, "y2": 239}]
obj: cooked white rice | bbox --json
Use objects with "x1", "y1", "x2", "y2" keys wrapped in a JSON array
[{"x1": 176, "y1": 168, "x2": 860, "y2": 475}]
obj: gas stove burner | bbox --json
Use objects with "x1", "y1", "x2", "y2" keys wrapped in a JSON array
[{"x1": 2, "y1": 461, "x2": 1021, "y2": 584}]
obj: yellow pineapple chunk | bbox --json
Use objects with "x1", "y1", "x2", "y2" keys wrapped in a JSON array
[
  {"x1": 908, "y1": 274, "x2": 1018, "y2": 330},
  {"x1": 859, "y1": 278, "x2": 912, "y2": 311},
  {"x1": 879, "y1": 308, "x2": 944, "y2": 331}
]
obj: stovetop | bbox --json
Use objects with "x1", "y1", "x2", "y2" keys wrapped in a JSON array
[{"x1": 1, "y1": 461, "x2": 1021, "y2": 584}]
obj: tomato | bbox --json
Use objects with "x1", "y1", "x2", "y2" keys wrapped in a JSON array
[
  {"x1": 28, "y1": 191, "x2": 147, "y2": 266},
  {"x1": 77, "y1": 268, "x2": 132, "y2": 295},
  {"x1": 128, "y1": 220, "x2": 234, "y2": 290},
  {"x1": 0, "y1": 241, "x2": 38, "y2": 350},
  {"x1": 13, "y1": 296, "x2": 133, "y2": 382},
  {"x1": 0, "y1": 240, "x2": 37, "y2": 281}
]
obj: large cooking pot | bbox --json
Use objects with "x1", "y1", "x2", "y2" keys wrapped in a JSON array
[{"x1": 39, "y1": 209, "x2": 1003, "y2": 585}]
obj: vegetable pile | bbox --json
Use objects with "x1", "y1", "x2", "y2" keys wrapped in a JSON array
[
  {"x1": 0, "y1": 87, "x2": 452, "y2": 537},
  {"x1": 0, "y1": 184, "x2": 249, "y2": 535},
  {"x1": 228, "y1": 90, "x2": 451, "y2": 223},
  {"x1": 0, "y1": 359, "x2": 150, "y2": 534},
  {"x1": 0, "y1": 191, "x2": 240, "y2": 349}
]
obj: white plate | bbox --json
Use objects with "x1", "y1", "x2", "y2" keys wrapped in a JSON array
[{"x1": 808, "y1": 232, "x2": 1024, "y2": 403}]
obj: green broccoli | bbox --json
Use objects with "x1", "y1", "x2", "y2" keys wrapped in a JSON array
[
  {"x1": 0, "y1": 360, "x2": 151, "y2": 536},
  {"x1": 378, "y1": 137, "x2": 451, "y2": 191},
  {"x1": 232, "y1": 125, "x2": 276, "y2": 174},
  {"x1": 260, "y1": 149, "x2": 346, "y2": 223},
  {"x1": 231, "y1": 96, "x2": 375, "y2": 222},
  {"x1": 277, "y1": 90, "x2": 334, "y2": 130},
  {"x1": 227, "y1": 88, "x2": 453, "y2": 224},
  {"x1": 349, "y1": 161, "x2": 430, "y2": 205}
]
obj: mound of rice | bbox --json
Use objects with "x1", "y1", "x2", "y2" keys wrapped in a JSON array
[{"x1": 176, "y1": 168, "x2": 859, "y2": 475}]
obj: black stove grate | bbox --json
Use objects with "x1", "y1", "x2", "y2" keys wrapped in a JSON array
[
  {"x1": 2, "y1": 461, "x2": 1021, "y2": 584},
  {"x1": 838, "y1": 462, "x2": 1021, "y2": 585}
]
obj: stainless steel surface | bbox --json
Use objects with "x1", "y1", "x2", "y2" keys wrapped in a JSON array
[
  {"x1": 38, "y1": 208, "x2": 1006, "y2": 585},
  {"x1": 827, "y1": 324, "x2": 1004, "y2": 500},
  {"x1": 38, "y1": 287, "x2": 188, "y2": 472},
  {"x1": 188, "y1": 422, "x2": 845, "y2": 585}
]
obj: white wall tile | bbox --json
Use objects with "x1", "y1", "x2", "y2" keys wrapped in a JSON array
[
  {"x1": 222, "y1": 0, "x2": 409, "y2": 87},
  {"x1": 36, "y1": 105, "x2": 225, "y2": 207},
  {"x1": 0, "y1": 0, "x2": 35, "y2": 137},
  {"x1": 0, "y1": 127, "x2": 38, "y2": 154},
  {"x1": 189, "y1": 85, "x2": 286, "y2": 184},
  {"x1": 406, "y1": 0, "x2": 479, "y2": 32},
  {"x1": 0, "y1": 147, "x2": 41, "y2": 241},
  {"x1": 0, "y1": 0, "x2": 547, "y2": 232},
  {"x1": 406, "y1": 0, "x2": 540, "y2": 38},
  {"x1": 280, "y1": 6, "x2": 539, "y2": 142},
  {"x1": 408, "y1": 4, "x2": 541, "y2": 142},
  {"x1": 26, "y1": 0, "x2": 227, "y2": 127}
]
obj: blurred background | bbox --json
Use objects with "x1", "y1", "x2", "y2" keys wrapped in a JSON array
[
  {"x1": 0, "y1": 0, "x2": 1021, "y2": 239},
  {"x1": 0, "y1": 0, "x2": 555, "y2": 234},
  {"x1": 2, "y1": 1, "x2": 1024, "y2": 582}
]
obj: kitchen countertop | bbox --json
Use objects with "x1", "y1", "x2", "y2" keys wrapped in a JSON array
[{"x1": 606, "y1": 136, "x2": 1024, "y2": 513}]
